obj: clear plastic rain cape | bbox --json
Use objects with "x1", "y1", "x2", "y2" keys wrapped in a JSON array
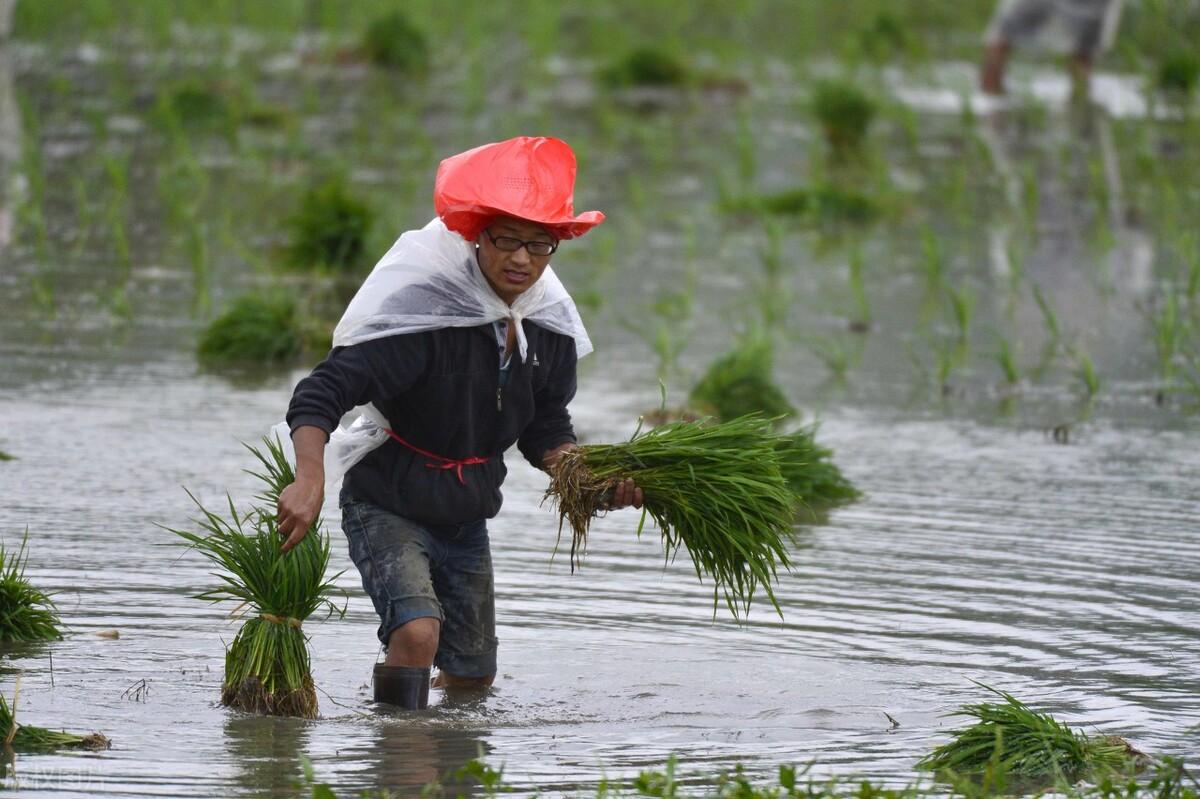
[{"x1": 273, "y1": 217, "x2": 591, "y2": 485}]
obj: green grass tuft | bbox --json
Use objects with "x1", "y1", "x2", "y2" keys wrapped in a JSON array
[
  {"x1": 1156, "y1": 50, "x2": 1200, "y2": 95},
  {"x1": 0, "y1": 450, "x2": 13, "y2": 462},
  {"x1": 917, "y1": 684, "x2": 1146, "y2": 784},
  {"x1": 689, "y1": 335, "x2": 796, "y2": 424},
  {"x1": 721, "y1": 185, "x2": 878, "y2": 225},
  {"x1": 362, "y1": 11, "x2": 430, "y2": 74},
  {"x1": 0, "y1": 532, "x2": 63, "y2": 643},
  {"x1": 546, "y1": 415, "x2": 796, "y2": 618},
  {"x1": 599, "y1": 47, "x2": 690, "y2": 88},
  {"x1": 197, "y1": 292, "x2": 302, "y2": 365},
  {"x1": 285, "y1": 177, "x2": 374, "y2": 273},
  {"x1": 811, "y1": 80, "x2": 876, "y2": 154},
  {"x1": 164, "y1": 436, "x2": 345, "y2": 718}
]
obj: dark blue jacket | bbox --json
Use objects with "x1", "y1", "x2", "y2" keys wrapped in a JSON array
[{"x1": 287, "y1": 321, "x2": 577, "y2": 525}]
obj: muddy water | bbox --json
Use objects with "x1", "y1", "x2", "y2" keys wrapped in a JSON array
[{"x1": 1, "y1": 34, "x2": 1199, "y2": 799}]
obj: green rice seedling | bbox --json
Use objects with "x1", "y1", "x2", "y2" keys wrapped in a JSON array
[
  {"x1": 811, "y1": 80, "x2": 876, "y2": 156},
  {"x1": 996, "y1": 336, "x2": 1021, "y2": 386},
  {"x1": 721, "y1": 186, "x2": 878, "y2": 226},
  {"x1": 688, "y1": 334, "x2": 796, "y2": 424},
  {"x1": 848, "y1": 248, "x2": 871, "y2": 330},
  {"x1": 1156, "y1": 50, "x2": 1199, "y2": 95},
  {"x1": 285, "y1": 177, "x2": 374, "y2": 273},
  {"x1": 0, "y1": 451, "x2": 13, "y2": 462},
  {"x1": 919, "y1": 228, "x2": 945, "y2": 291},
  {"x1": 598, "y1": 46, "x2": 690, "y2": 89},
  {"x1": 1032, "y1": 284, "x2": 1061, "y2": 345},
  {"x1": 157, "y1": 81, "x2": 239, "y2": 134},
  {"x1": 545, "y1": 415, "x2": 796, "y2": 618},
  {"x1": 856, "y1": 11, "x2": 910, "y2": 62},
  {"x1": 774, "y1": 427, "x2": 860, "y2": 511},
  {"x1": 1, "y1": 679, "x2": 109, "y2": 751},
  {"x1": 0, "y1": 533, "x2": 62, "y2": 643},
  {"x1": 944, "y1": 283, "x2": 975, "y2": 343},
  {"x1": 166, "y1": 437, "x2": 346, "y2": 718},
  {"x1": 804, "y1": 335, "x2": 856, "y2": 383},
  {"x1": 1073, "y1": 348, "x2": 1101, "y2": 399},
  {"x1": 1152, "y1": 290, "x2": 1184, "y2": 386},
  {"x1": 362, "y1": 11, "x2": 429, "y2": 75},
  {"x1": 197, "y1": 292, "x2": 303, "y2": 366},
  {"x1": 917, "y1": 684, "x2": 1144, "y2": 784}
]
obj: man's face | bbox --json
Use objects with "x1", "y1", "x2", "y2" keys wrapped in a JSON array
[{"x1": 475, "y1": 216, "x2": 557, "y2": 305}]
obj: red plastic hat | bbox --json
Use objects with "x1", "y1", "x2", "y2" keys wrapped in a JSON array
[{"x1": 434, "y1": 136, "x2": 605, "y2": 242}]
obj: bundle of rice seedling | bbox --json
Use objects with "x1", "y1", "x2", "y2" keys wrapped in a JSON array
[
  {"x1": 688, "y1": 335, "x2": 796, "y2": 424},
  {"x1": 0, "y1": 532, "x2": 63, "y2": 643},
  {"x1": 917, "y1": 684, "x2": 1145, "y2": 783},
  {"x1": 545, "y1": 415, "x2": 796, "y2": 617},
  {"x1": 774, "y1": 428, "x2": 861, "y2": 511},
  {"x1": 166, "y1": 436, "x2": 345, "y2": 718},
  {"x1": 2, "y1": 678, "x2": 108, "y2": 750}
]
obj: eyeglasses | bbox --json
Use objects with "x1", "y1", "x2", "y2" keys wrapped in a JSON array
[{"x1": 484, "y1": 228, "x2": 558, "y2": 257}]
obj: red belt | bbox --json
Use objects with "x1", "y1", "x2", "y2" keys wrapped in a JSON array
[{"x1": 383, "y1": 429, "x2": 489, "y2": 486}]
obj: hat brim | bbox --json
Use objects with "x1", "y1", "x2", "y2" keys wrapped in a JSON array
[{"x1": 442, "y1": 206, "x2": 605, "y2": 242}]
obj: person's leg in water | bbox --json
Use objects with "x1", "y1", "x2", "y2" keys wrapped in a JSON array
[
  {"x1": 340, "y1": 492, "x2": 441, "y2": 709},
  {"x1": 981, "y1": 0, "x2": 1053, "y2": 95},
  {"x1": 426, "y1": 518, "x2": 497, "y2": 694}
]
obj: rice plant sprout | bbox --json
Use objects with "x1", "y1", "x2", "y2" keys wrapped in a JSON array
[
  {"x1": 2, "y1": 677, "x2": 108, "y2": 751},
  {"x1": 0, "y1": 531, "x2": 63, "y2": 643},
  {"x1": 544, "y1": 415, "x2": 796, "y2": 618},
  {"x1": 167, "y1": 436, "x2": 346, "y2": 718},
  {"x1": 917, "y1": 683, "x2": 1145, "y2": 785}
]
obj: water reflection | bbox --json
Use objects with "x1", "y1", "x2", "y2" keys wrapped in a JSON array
[
  {"x1": 224, "y1": 714, "x2": 312, "y2": 798},
  {"x1": 352, "y1": 707, "x2": 492, "y2": 798}
]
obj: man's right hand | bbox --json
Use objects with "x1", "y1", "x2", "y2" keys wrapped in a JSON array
[{"x1": 276, "y1": 477, "x2": 324, "y2": 553}]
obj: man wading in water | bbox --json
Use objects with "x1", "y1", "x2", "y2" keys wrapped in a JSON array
[{"x1": 276, "y1": 137, "x2": 642, "y2": 709}]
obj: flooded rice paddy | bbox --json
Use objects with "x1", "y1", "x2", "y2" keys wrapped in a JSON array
[{"x1": 1, "y1": 9, "x2": 1199, "y2": 798}]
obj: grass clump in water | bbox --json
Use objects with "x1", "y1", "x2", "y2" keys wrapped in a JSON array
[
  {"x1": 721, "y1": 184, "x2": 879, "y2": 225},
  {"x1": 688, "y1": 334, "x2": 796, "y2": 424},
  {"x1": 1, "y1": 680, "x2": 109, "y2": 751},
  {"x1": 775, "y1": 427, "x2": 861, "y2": 512},
  {"x1": 811, "y1": 80, "x2": 876, "y2": 155},
  {"x1": 197, "y1": 292, "x2": 303, "y2": 366},
  {"x1": 0, "y1": 450, "x2": 12, "y2": 461},
  {"x1": 165, "y1": 437, "x2": 345, "y2": 718},
  {"x1": 0, "y1": 533, "x2": 63, "y2": 643},
  {"x1": 917, "y1": 684, "x2": 1147, "y2": 785},
  {"x1": 158, "y1": 81, "x2": 238, "y2": 132},
  {"x1": 599, "y1": 47, "x2": 690, "y2": 88},
  {"x1": 285, "y1": 177, "x2": 374, "y2": 273},
  {"x1": 545, "y1": 415, "x2": 795, "y2": 619},
  {"x1": 362, "y1": 11, "x2": 429, "y2": 75},
  {"x1": 1156, "y1": 50, "x2": 1200, "y2": 95}
]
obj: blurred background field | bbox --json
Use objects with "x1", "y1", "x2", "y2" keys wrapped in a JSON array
[{"x1": 0, "y1": 1, "x2": 1198, "y2": 797}]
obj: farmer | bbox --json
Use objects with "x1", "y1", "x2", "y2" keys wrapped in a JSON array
[
  {"x1": 980, "y1": 0, "x2": 1124, "y2": 95},
  {"x1": 276, "y1": 136, "x2": 642, "y2": 710}
]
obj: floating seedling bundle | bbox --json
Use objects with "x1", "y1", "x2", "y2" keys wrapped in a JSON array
[
  {"x1": 688, "y1": 334, "x2": 796, "y2": 423},
  {"x1": 2, "y1": 679, "x2": 108, "y2": 751},
  {"x1": 0, "y1": 532, "x2": 62, "y2": 643},
  {"x1": 774, "y1": 427, "x2": 861, "y2": 512},
  {"x1": 545, "y1": 415, "x2": 795, "y2": 617},
  {"x1": 917, "y1": 684, "x2": 1146, "y2": 784},
  {"x1": 168, "y1": 437, "x2": 344, "y2": 718}
]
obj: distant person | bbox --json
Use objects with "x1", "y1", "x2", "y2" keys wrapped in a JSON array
[{"x1": 981, "y1": 0, "x2": 1124, "y2": 95}]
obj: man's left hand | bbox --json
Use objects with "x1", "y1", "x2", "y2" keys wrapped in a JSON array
[{"x1": 543, "y1": 442, "x2": 644, "y2": 509}]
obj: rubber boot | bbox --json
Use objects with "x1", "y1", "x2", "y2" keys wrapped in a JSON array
[{"x1": 373, "y1": 663, "x2": 430, "y2": 709}]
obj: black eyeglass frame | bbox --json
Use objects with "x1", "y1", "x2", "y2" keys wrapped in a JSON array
[{"x1": 483, "y1": 228, "x2": 559, "y2": 257}]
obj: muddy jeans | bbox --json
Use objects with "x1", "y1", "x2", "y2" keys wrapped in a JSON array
[{"x1": 339, "y1": 487, "x2": 498, "y2": 678}]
